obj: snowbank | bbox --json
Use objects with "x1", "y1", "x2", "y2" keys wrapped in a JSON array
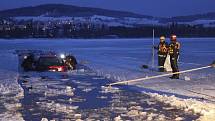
[
  {"x1": 0, "y1": 51, "x2": 24, "y2": 121},
  {"x1": 145, "y1": 92, "x2": 215, "y2": 121}
]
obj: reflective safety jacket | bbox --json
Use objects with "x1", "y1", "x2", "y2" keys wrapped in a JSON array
[
  {"x1": 169, "y1": 41, "x2": 180, "y2": 56},
  {"x1": 157, "y1": 42, "x2": 168, "y2": 55}
]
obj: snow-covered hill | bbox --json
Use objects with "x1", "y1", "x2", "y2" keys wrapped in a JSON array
[
  {"x1": 0, "y1": 4, "x2": 152, "y2": 18},
  {"x1": 1, "y1": 4, "x2": 215, "y2": 27}
]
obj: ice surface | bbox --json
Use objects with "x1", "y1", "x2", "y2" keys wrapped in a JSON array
[
  {"x1": 0, "y1": 38, "x2": 215, "y2": 120},
  {"x1": 0, "y1": 50, "x2": 24, "y2": 120}
]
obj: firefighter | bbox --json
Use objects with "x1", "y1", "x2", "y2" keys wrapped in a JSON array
[
  {"x1": 65, "y1": 55, "x2": 77, "y2": 70},
  {"x1": 169, "y1": 34, "x2": 181, "y2": 79},
  {"x1": 21, "y1": 54, "x2": 34, "y2": 71},
  {"x1": 154, "y1": 36, "x2": 169, "y2": 72}
]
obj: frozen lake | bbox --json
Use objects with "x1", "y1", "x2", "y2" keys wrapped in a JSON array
[
  {"x1": 0, "y1": 38, "x2": 215, "y2": 120},
  {"x1": 0, "y1": 38, "x2": 214, "y2": 80}
]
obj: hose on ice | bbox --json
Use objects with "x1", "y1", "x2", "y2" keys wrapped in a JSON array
[{"x1": 108, "y1": 61, "x2": 215, "y2": 87}]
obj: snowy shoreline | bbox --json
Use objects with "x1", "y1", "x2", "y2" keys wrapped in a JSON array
[{"x1": 1, "y1": 37, "x2": 215, "y2": 41}]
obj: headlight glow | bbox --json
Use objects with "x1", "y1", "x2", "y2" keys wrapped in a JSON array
[
  {"x1": 60, "y1": 54, "x2": 65, "y2": 59},
  {"x1": 24, "y1": 56, "x2": 27, "y2": 59}
]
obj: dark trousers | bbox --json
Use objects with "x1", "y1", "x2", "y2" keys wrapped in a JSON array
[
  {"x1": 158, "y1": 55, "x2": 167, "y2": 72},
  {"x1": 170, "y1": 54, "x2": 179, "y2": 77}
]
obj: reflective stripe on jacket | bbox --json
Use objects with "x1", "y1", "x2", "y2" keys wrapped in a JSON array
[
  {"x1": 158, "y1": 42, "x2": 168, "y2": 55},
  {"x1": 169, "y1": 41, "x2": 180, "y2": 55}
]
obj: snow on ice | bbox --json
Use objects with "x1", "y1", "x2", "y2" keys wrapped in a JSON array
[
  {"x1": 0, "y1": 50, "x2": 24, "y2": 120},
  {"x1": 0, "y1": 38, "x2": 215, "y2": 120}
]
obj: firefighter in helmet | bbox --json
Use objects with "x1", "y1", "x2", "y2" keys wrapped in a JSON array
[
  {"x1": 65, "y1": 55, "x2": 77, "y2": 70},
  {"x1": 154, "y1": 36, "x2": 169, "y2": 72},
  {"x1": 169, "y1": 34, "x2": 181, "y2": 79}
]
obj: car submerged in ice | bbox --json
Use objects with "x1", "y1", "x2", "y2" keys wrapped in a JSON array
[
  {"x1": 35, "y1": 55, "x2": 67, "y2": 72},
  {"x1": 17, "y1": 50, "x2": 77, "y2": 72}
]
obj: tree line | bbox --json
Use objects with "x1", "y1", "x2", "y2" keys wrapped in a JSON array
[{"x1": 1, "y1": 20, "x2": 215, "y2": 38}]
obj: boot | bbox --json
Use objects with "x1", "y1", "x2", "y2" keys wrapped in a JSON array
[
  {"x1": 170, "y1": 75, "x2": 179, "y2": 79},
  {"x1": 169, "y1": 75, "x2": 175, "y2": 79},
  {"x1": 174, "y1": 74, "x2": 179, "y2": 79}
]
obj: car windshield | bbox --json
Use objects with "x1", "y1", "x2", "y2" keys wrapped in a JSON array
[{"x1": 39, "y1": 57, "x2": 63, "y2": 66}]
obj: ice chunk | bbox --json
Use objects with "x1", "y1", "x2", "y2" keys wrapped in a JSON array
[
  {"x1": 101, "y1": 86, "x2": 121, "y2": 93},
  {"x1": 74, "y1": 114, "x2": 82, "y2": 119},
  {"x1": 41, "y1": 118, "x2": 48, "y2": 121},
  {"x1": 184, "y1": 76, "x2": 191, "y2": 81},
  {"x1": 127, "y1": 110, "x2": 139, "y2": 117},
  {"x1": 114, "y1": 116, "x2": 122, "y2": 121},
  {"x1": 175, "y1": 117, "x2": 184, "y2": 121}
]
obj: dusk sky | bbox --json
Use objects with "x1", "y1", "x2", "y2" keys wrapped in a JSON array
[{"x1": 1, "y1": 0, "x2": 215, "y2": 17}]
